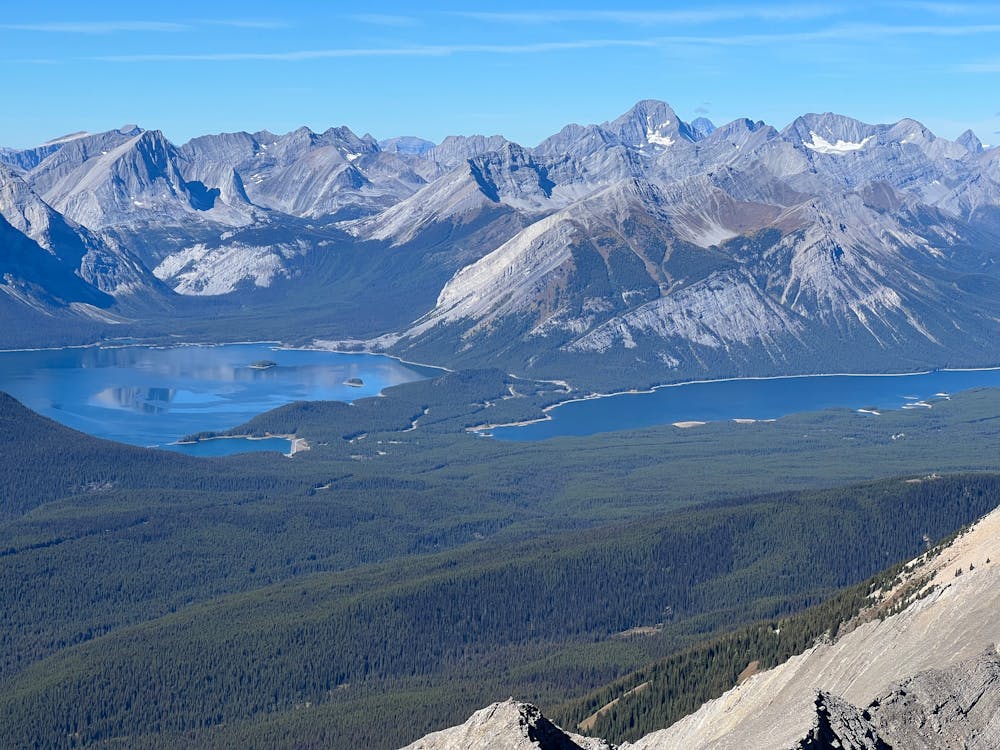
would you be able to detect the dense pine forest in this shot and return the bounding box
[2,374,1000,747]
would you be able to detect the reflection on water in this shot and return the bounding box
[92,386,177,414]
[0,343,437,453]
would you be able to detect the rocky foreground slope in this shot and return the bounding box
[400,503,1000,749]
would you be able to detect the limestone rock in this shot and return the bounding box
[399,699,612,750]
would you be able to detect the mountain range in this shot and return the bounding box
[3,101,1000,387]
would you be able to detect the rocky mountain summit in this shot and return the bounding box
[399,503,1000,749]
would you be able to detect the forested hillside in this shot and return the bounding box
[1,473,996,748]
[2,380,1000,747]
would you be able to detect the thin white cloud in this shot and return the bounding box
[93,39,656,63]
[454,7,839,25]
[861,23,1000,36]
[0,20,188,33]
[3,57,61,65]
[52,21,1000,66]
[0,18,287,34]
[201,19,290,30]
[350,14,419,27]
[887,1,994,15]
[958,60,1000,72]
[653,23,1000,46]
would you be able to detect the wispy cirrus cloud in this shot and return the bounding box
[0,20,188,33]
[453,6,839,25]
[3,57,61,65]
[47,20,1000,66]
[201,19,289,30]
[653,22,1000,46]
[350,14,420,27]
[958,60,1000,73]
[92,38,656,63]
[0,18,287,34]
[887,1,996,15]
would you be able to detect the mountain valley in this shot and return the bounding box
[3,99,1000,750]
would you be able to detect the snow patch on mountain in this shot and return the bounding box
[803,131,874,155]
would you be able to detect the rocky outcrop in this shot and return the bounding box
[795,649,1000,749]
[796,692,888,750]
[866,648,1000,749]
[399,699,612,750]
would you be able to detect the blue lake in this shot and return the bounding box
[0,343,436,455]
[492,369,1000,441]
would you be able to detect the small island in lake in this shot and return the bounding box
[344,377,364,387]
[249,360,278,370]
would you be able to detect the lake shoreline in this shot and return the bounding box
[0,342,426,456]
[171,433,309,457]
[4,338,1000,443]
[482,366,1000,438]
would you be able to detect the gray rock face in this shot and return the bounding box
[690,118,716,140]
[796,692,889,750]
[399,699,611,750]
[25,127,250,230]
[795,649,1000,750]
[381,136,436,156]
[180,125,424,219]
[428,134,513,170]
[0,163,154,300]
[867,648,1000,749]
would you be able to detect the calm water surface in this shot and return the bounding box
[493,369,1000,441]
[0,343,436,455]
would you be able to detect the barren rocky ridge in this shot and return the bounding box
[402,503,1000,749]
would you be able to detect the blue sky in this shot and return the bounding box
[2,1,999,148]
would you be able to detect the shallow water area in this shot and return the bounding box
[492,368,1000,441]
[0,343,436,455]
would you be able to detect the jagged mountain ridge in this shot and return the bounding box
[370,103,1000,384]
[0,162,159,316]
[400,503,1000,749]
[2,101,1000,385]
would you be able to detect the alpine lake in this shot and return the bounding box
[0,343,439,456]
[2,342,1000,454]
[492,367,1000,440]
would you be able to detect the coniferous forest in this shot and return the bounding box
[2,372,1000,747]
